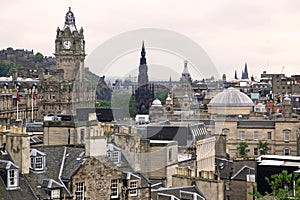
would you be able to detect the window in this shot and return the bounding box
[129,181,138,196]
[284,131,290,141]
[253,131,258,140]
[75,182,84,200]
[30,156,45,171]
[80,129,85,143]
[30,157,34,168]
[240,131,245,140]
[51,189,60,199]
[8,169,18,187]
[168,149,172,162]
[254,148,258,156]
[267,132,272,140]
[284,148,290,156]
[35,157,43,170]
[111,179,118,198]
[111,151,120,163]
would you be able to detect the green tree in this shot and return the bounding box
[95,100,111,108]
[258,141,270,155]
[250,170,300,199]
[154,89,168,105]
[237,142,250,157]
[34,52,44,62]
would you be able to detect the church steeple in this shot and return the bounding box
[140,41,147,65]
[244,62,248,79]
[64,7,77,31]
[234,70,238,79]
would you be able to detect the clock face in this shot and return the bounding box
[63,40,72,49]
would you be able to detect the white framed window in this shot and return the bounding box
[267,132,272,140]
[253,131,258,140]
[111,151,120,163]
[111,179,118,198]
[8,169,18,188]
[75,182,84,200]
[240,131,245,140]
[51,189,60,199]
[284,131,290,141]
[129,181,138,196]
[284,148,290,156]
[35,157,43,170]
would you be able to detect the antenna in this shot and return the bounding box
[281,66,285,74]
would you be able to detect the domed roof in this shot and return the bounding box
[208,87,254,107]
[152,98,162,106]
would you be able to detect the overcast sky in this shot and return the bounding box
[1,0,300,80]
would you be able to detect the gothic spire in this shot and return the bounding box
[244,62,248,79]
[140,41,147,65]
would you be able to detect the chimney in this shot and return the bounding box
[85,130,106,157]
[6,122,30,174]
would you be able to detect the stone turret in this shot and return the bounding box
[282,94,292,118]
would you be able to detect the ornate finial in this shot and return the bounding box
[63,7,77,31]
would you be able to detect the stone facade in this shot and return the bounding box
[217,118,300,158]
[38,7,94,119]
[172,175,224,200]
[43,120,98,146]
[72,156,150,200]
[5,125,30,174]
[71,156,123,200]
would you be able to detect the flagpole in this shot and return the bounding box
[17,99,19,121]
[31,90,34,122]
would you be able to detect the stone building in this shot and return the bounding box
[205,89,300,158]
[38,7,94,120]
[0,78,39,121]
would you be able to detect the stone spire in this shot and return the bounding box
[234,70,238,79]
[140,41,147,65]
[244,62,249,79]
[63,7,77,31]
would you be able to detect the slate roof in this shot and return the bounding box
[0,146,37,200]
[151,185,206,200]
[215,157,256,181]
[25,146,80,199]
[0,176,37,200]
[144,122,208,146]
[107,142,151,188]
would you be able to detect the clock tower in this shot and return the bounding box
[38,7,90,119]
[55,7,85,81]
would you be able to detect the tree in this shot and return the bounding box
[250,170,300,199]
[257,141,270,155]
[95,100,111,108]
[237,142,250,157]
[34,52,44,62]
[154,89,168,105]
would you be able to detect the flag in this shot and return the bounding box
[32,91,36,100]
[16,91,20,102]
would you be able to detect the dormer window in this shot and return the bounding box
[107,144,121,164]
[0,160,20,190]
[41,179,63,200]
[30,149,46,171]
[8,169,18,188]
